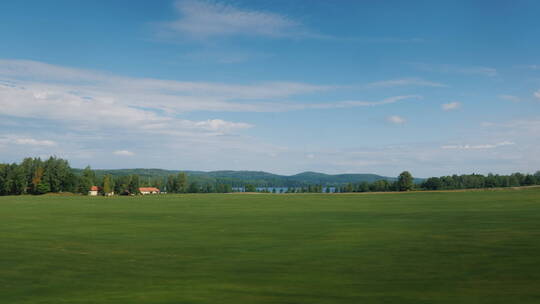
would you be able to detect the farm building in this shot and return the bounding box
[88,186,101,196]
[139,187,160,195]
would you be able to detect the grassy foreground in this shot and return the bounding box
[1,189,540,304]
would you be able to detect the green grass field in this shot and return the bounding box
[1,188,540,304]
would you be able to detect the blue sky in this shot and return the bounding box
[1,0,539,177]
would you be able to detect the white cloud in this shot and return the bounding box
[113,150,135,156]
[412,63,497,77]
[458,67,497,77]
[193,119,252,132]
[441,141,514,150]
[515,64,540,70]
[12,138,56,147]
[356,37,425,43]
[0,59,430,173]
[365,78,447,88]
[0,135,56,147]
[0,59,420,120]
[158,0,307,39]
[287,95,422,111]
[442,101,461,111]
[534,90,540,99]
[499,95,520,102]
[387,115,406,124]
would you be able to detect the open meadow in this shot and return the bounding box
[1,188,540,304]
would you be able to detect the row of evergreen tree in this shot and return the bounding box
[334,172,540,193]
[0,157,78,195]
[1,157,539,196]
[0,157,236,195]
[420,172,540,190]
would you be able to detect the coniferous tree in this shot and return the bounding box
[178,172,188,193]
[128,175,140,194]
[78,166,95,194]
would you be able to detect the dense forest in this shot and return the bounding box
[0,157,539,196]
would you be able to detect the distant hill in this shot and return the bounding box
[287,171,396,184]
[73,168,423,186]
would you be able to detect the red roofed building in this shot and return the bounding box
[139,187,160,195]
[88,186,101,196]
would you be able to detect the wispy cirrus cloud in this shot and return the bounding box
[0,59,423,168]
[441,141,514,150]
[411,63,498,77]
[0,59,420,119]
[156,0,313,40]
[515,64,540,70]
[499,95,521,102]
[0,57,434,172]
[154,0,424,43]
[364,78,447,88]
[0,135,57,147]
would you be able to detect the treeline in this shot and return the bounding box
[164,172,233,194]
[70,169,234,195]
[0,157,235,195]
[420,172,540,190]
[334,171,540,193]
[1,157,539,196]
[282,171,416,193]
[0,157,78,195]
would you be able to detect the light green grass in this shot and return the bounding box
[1,188,540,303]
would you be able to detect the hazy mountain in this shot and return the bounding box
[73,168,421,186]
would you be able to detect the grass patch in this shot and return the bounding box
[1,188,540,303]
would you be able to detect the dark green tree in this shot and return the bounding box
[128,175,140,194]
[397,171,414,191]
[78,166,95,194]
[178,172,188,193]
[166,174,178,193]
[188,182,200,193]
[35,182,50,195]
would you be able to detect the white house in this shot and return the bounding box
[139,187,160,195]
[88,186,100,196]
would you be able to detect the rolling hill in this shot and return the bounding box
[73,168,421,186]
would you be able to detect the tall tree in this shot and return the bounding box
[7,164,27,195]
[166,174,177,193]
[31,167,45,194]
[397,171,414,191]
[103,174,114,195]
[128,175,140,194]
[178,172,188,193]
[78,166,95,194]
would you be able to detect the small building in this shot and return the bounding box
[88,186,101,196]
[139,187,160,195]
